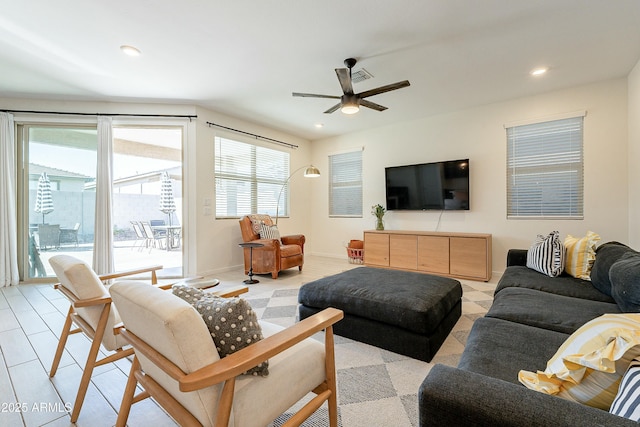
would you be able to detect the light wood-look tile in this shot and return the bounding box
[2,255,451,427]
[0,328,38,367]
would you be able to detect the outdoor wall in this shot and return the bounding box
[308,78,630,275]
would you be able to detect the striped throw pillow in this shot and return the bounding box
[564,231,601,280]
[259,223,281,240]
[519,313,640,410]
[610,358,640,420]
[526,231,565,277]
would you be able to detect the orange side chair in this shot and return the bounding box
[238,214,305,279]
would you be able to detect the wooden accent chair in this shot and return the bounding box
[110,280,343,427]
[238,214,305,279]
[48,255,163,423]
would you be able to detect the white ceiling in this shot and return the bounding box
[1,1,639,141]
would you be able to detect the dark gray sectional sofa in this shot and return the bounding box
[419,242,639,427]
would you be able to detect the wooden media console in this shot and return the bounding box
[363,230,492,281]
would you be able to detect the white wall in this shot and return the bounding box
[628,59,640,248]
[190,107,312,276]
[308,78,629,274]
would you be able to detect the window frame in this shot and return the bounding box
[328,148,363,218]
[214,135,290,219]
[506,113,585,219]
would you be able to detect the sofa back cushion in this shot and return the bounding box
[609,252,640,312]
[590,242,637,296]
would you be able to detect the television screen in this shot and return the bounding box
[385,159,469,211]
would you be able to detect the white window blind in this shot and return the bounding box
[329,150,362,217]
[506,116,584,219]
[215,136,289,218]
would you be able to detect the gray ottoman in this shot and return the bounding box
[298,267,462,362]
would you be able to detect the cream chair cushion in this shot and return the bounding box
[49,254,127,351]
[110,281,327,427]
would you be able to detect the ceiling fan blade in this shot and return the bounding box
[360,99,388,112]
[335,68,354,95]
[324,103,342,114]
[292,92,341,99]
[357,80,411,99]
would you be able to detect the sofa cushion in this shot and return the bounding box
[519,313,640,410]
[458,316,569,385]
[590,242,637,296]
[610,252,640,312]
[526,231,565,277]
[564,231,600,280]
[487,287,620,334]
[610,357,640,421]
[496,265,616,303]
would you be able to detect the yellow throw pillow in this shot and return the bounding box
[519,313,640,410]
[564,231,600,280]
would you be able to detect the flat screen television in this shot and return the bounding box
[385,159,469,211]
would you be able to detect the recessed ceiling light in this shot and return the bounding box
[314,123,324,128]
[530,67,549,76]
[120,45,141,57]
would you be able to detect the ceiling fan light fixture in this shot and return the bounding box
[341,103,360,114]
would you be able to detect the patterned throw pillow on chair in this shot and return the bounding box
[172,285,268,376]
[526,231,566,277]
[259,222,281,240]
[171,284,204,303]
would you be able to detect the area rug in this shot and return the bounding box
[243,283,494,427]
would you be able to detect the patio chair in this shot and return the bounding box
[140,220,165,251]
[130,221,147,251]
[59,222,80,247]
[37,223,61,250]
[110,280,343,427]
[48,255,163,423]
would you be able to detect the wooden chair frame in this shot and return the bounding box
[50,264,163,423]
[116,307,344,427]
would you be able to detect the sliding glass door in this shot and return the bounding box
[112,126,183,276]
[19,125,98,280]
[18,123,184,282]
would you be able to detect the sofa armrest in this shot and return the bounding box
[419,364,635,427]
[506,249,528,267]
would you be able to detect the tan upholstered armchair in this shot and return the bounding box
[238,214,305,279]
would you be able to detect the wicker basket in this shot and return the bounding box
[346,240,364,264]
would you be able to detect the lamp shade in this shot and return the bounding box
[303,165,321,177]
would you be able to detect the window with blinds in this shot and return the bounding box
[506,115,584,219]
[215,136,289,218]
[329,150,362,217]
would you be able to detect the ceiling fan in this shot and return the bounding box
[292,58,410,114]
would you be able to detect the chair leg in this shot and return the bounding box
[116,356,140,427]
[325,326,339,427]
[70,305,111,423]
[50,306,74,377]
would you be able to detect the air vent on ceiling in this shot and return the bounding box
[351,68,373,84]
